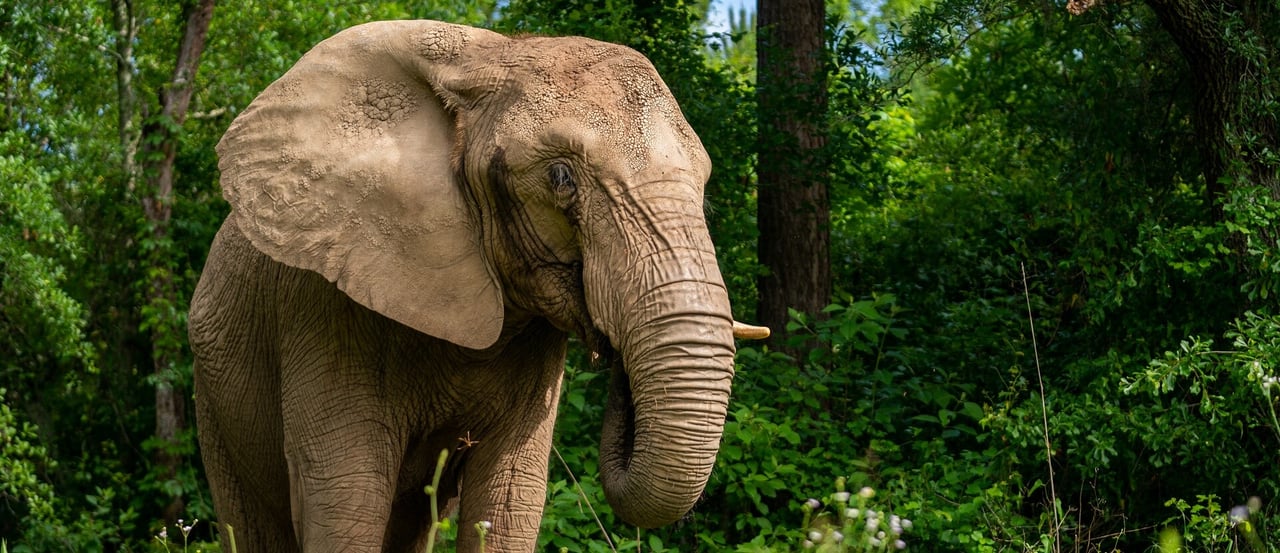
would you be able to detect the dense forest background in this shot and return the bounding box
[2,0,1278,551]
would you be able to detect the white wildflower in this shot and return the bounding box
[1230,505,1250,525]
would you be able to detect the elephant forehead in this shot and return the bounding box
[497,43,705,175]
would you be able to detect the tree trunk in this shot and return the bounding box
[133,0,217,525]
[1143,0,1278,203]
[756,0,830,346]
[113,0,139,191]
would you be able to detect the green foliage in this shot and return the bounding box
[1162,495,1275,552]
[11,481,144,552]
[0,133,94,380]
[1117,311,1280,495]
[0,392,55,532]
[1222,185,1280,302]
[827,0,1280,550]
[704,3,756,77]
[541,352,630,552]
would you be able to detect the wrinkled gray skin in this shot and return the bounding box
[189,20,740,553]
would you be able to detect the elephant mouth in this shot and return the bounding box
[586,327,636,473]
[584,324,613,364]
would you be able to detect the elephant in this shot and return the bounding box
[188,19,768,553]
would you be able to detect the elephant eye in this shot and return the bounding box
[549,162,576,200]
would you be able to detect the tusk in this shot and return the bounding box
[732,321,771,340]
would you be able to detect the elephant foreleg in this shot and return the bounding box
[453,400,560,552]
[284,423,401,553]
[280,356,403,552]
[195,375,297,553]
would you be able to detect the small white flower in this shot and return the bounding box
[868,536,882,547]
[858,486,875,499]
[864,509,876,518]
[802,539,815,549]
[831,531,844,543]
[159,528,168,540]
[479,520,492,530]
[901,518,913,530]
[895,538,907,549]
[877,530,886,539]
[833,491,851,502]
[845,508,860,519]
[808,530,823,542]
[1230,505,1250,525]
[866,517,879,531]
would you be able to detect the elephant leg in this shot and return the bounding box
[192,219,299,552]
[453,396,561,552]
[279,354,402,552]
[194,360,296,550]
[283,418,400,553]
[199,419,298,552]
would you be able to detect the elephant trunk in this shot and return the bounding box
[597,261,736,529]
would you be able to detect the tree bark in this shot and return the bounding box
[113,0,139,191]
[756,0,830,345]
[1145,0,1277,202]
[133,0,217,525]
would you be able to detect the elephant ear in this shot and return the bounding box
[217,21,504,350]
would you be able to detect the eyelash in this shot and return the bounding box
[550,162,576,197]
[550,163,576,202]
[548,162,580,222]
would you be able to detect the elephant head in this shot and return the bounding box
[215,20,765,529]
